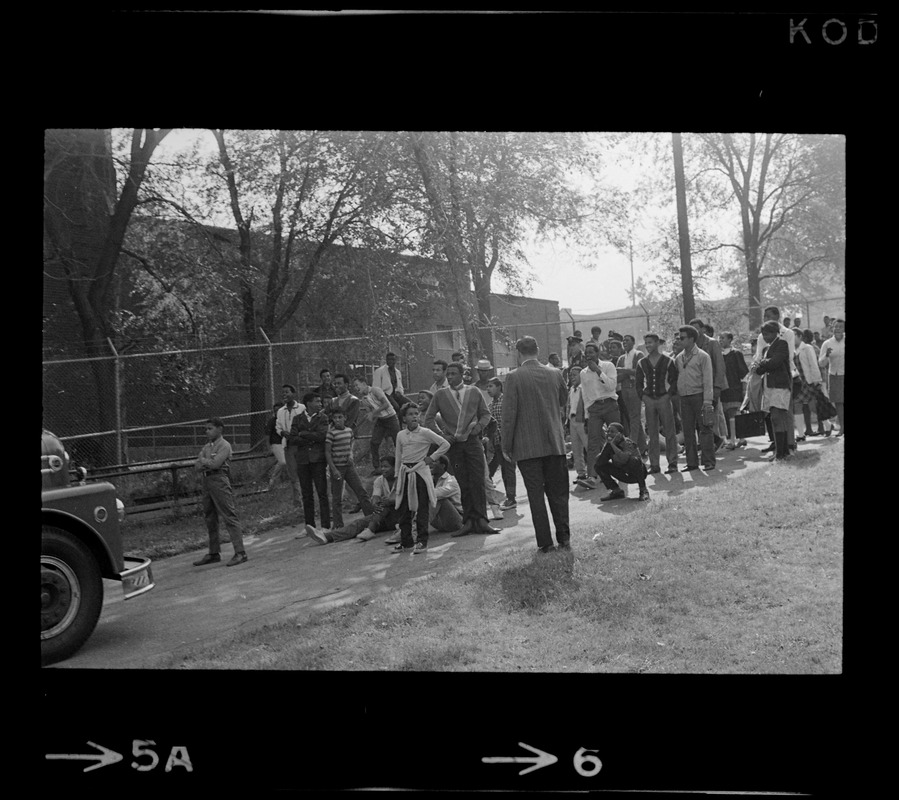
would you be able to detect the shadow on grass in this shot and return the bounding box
[495,549,579,613]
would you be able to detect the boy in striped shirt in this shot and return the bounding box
[325,409,373,530]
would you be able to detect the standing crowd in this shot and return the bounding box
[191,309,845,565]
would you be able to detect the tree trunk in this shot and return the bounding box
[409,132,484,361]
[671,133,696,323]
[473,275,495,366]
[240,271,267,445]
[44,130,119,466]
[746,253,762,330]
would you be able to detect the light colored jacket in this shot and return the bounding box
[372,363,405,397]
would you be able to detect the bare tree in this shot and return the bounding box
[694,133,845,329]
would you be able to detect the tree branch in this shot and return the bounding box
[121,247,198,333]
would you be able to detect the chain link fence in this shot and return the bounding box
[42,293,844,476]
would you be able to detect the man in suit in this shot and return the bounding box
[501,336,571,554]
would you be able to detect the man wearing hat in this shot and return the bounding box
[567,333,585,370]
[474,358,494,405]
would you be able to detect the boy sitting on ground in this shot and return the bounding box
[306,455,401,544]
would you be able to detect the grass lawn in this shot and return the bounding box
[122,483,316,560]
[160,445,843,674]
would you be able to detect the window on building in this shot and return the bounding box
[434,325,457,352]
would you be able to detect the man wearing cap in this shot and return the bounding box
[502,335,571,554]
[567,333,585,370]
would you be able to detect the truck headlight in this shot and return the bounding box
[116,498,126,523]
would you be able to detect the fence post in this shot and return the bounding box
[259,327,275,407]
[107,338,123,464]
[170,465,180,517]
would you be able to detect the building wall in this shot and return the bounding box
[404,293,561,392]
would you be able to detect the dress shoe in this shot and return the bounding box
[702,462,715,471]
[537,544,555,554]
[600,489,626,501]
[451,521,475,538]
[556,542,571,551]
[226,552,248,567]
[476,521,502,535]
[761,442,776,453]
[193,553,221,566]
[647,465,661,474]
[664,463,679,474]
[681,465,700,472]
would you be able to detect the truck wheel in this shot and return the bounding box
[41,526,103,666]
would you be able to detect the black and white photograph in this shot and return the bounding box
[39,8,870,793]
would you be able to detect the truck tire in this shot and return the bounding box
[41,525,104,666]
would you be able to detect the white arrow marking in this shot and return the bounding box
[45,741,123,772]
[482,741,558,775]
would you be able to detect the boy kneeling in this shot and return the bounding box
[594,422,650,502]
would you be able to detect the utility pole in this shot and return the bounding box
[629,234,636,307]
[671,132,696,323]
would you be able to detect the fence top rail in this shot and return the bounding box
[57,409,271,441]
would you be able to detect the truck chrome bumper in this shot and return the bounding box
[119,556,155,599]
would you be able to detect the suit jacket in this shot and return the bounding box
[754,338,791,390]
[288,411,330,464]
[501,359,567,462]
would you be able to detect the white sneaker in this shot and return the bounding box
[306,525,329,545]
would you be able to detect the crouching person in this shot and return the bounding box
[429,454,464,533]
[307,456,402,544]
[594,422,650,502]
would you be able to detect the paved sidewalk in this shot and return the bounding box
[51,434,840,669]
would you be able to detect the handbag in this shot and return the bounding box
[812,387,837,421]
[734,410,767,439]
